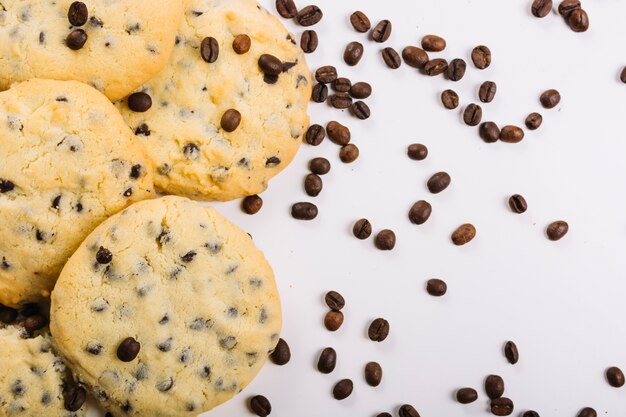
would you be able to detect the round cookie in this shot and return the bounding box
[0,79,155,308]
[50,196,282,416]
[0,326,88,417]
[0,0,184,101]
[117,0,311,201]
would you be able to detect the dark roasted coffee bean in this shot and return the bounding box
[339,144,359,163]
[0,306,18,324]
[479,81,497,103]
[326,121,350,145]
[441,89,459,109]
[276,0,298,18]
[333,78,352,93]
[546,220,568,241]
[427,172,451,193]
[349,82,372,99]
[402,46,429,69]
[317,347,337,373]
[353,218,372,240]
[301,30,318,53]
[270,338,291,365]
[324,310,344,331]
[96,247,113,264]
[500,125,525,143]
[297,5,323,26]
[249,395,272,417]
[374,230,395,251]
[621,67,626,83]
[371,20,392,43]
[315,66,337,84]
[421,35,446,52]
[311,83,328,102]
[350,11,371,32]
[377,414,392,417]
[508,194,528,213]
[606,366,625,387]
[471,45,491,69]
[68,2,88,26]
[66,29,88,50]
[220,109,241,132]
[577,408,597,417]
[525,112,543,130]
[456,387,478,404]
[127,92,152,112]
[491,398,514,416]
[201,37,219,63]
[559,0,581,16]
[365,362,382,387]
[532,0,553,17]
[232,34,251,54]
[399,404,420,417]
[291,202,318,220]
[523,411,540,417]
[409,200,432,225]
[242,195,263,215]
[258,54,282,76]
[309,157,330,175]
[64,384,87,412]
[343,41,364,67]
[382,47,401,69]
[408,144,428,160]
[463,104,482,126]
[479,122,500,143]
[567,8,589,32]
[452,224,476,246]
[333,379,353,400]
[426,279,447,296]
[485,375,505,399]
[424,58,448,76]
[330,93,352,109]
[540,89,561,108]
[117,337,140,362]
[504,341,519,364]
[351,101,370,120]
[304,173,323,196]
[305,124,326,146]
[24,314,48,333]
[446,58,467,81]
[325,291,345,311]
[368,318,390,341]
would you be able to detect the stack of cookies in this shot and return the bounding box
[0,0,310,416]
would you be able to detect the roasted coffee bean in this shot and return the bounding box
[24,314,48,333]
[291,202,318,220]
[577,408,597,417]
[316,66,337,84]
[456,387,478,404]
[0,306,18,324]
[409,200,432,225]
[621,67,626,83]
[382,47,402,69]
[540,89,561,108]
[525,112,543,130]
[532,0,553,17]
[426,279,447,296]
[546,220,569,241]
[270,338,291,365]
[371,20,392,43]
[276,0,298,18]
[325,291,345,311]
[427,172,451,193]
[242,195,263,215]
[333,379,353,400]
[479,81,497,103]
[344,41,364,66]
[402,46,429,69]
[377,414,392,417]
[421,35,446,52]
[117,337,140,362]
[504,341,519,364]
[201,37,219,63]
[441,89,459,109]
[452,224,476,246]
[309,157,331,175]
[21,304,40,317]
[232,34,251,54]
[305,124,326,146]
[351,101,371,120]
[398,404,420,417]
[500,125,525,143]
[333,78,352,92]
[353,218,372,240]
[508,194,528,214]
[304,173,323,196]
[559,0,581,16]
[68,1,88,26]
[424,58,448,76]
[471,45,492,69]
[365,362,383,387]
[567,8,589,32]
[463,104,483,126]
[64,384,87,412]
[485,375,505,399]
[330,93,352,109]
[220,109,241,132]
[326,121,351,145]
[66,29,88,50]
[368,318,390,341]
[324,311,344,331]
[317,347,337,373]
[479,122,500,143]
[375,230,396,251]
[249,395,272,417]
[300,30,318,53]
[349,82,372,99]
[606,367,625,387]
[127,92,152,113]
[446,58,467,81]
[312,83,328,102]
[408,144,428,160]
[491,398,514,416]
[350,10,371,32]
[296,5,323,26]
[258,54,282,76]
[523,411,540,417]
[339,144,359,163]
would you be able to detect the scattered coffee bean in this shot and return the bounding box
[540,89,561,108]
[317,347,337,374]
[441,89,459,109]
[309,157,331,175]
[463,103,483,126]
[351,101,371,120]
[312,83,328,102]
[201,37,219,63]
[426,279,447,297]
[64,384,87,412]
[525,112,543,130]
[350,11,371,33]
[333,78,352,93]
[559,0,581,16]
[452,224,476,246]
[259,54,282,76]
[402,46,429,69]
[398,404,420,417]
[382,47,402,69]
[276,0,298,18]
[508,194,528,214]
[249,395,272,417]
[377,413,392,417]
[66,29,88,50]
[233,34,251,54]
[491,397,514,416]
[446,58,467,81]
[606,367,625,387]
[304,173,323,197]
[220,109,241,132]
[504,341,519,364]
[421,35,446,52]
[296,5,323,26]
[291,202,318,220]
[24,314,48,334]
[371,20,392,43]
[479,122,500,143]
[456,387,478,404]
[471,45,492,69]
[117,337,140,362]
[68,1,88,26]
[479,81,497,103]
[567,8,589,32]
[316,66,338,84]
[427,172,451,194]
[408,144,428,160]
[424,58,448,76]
[349,82,372,99]
[500,125,525,143]
[546,220,569,241]
[485,375,505,399]
[330,93,353,109]
[523,411,540,417]
[368,318,390,341]
[242,195,263,215]
[365,362,383,387]
[340,144,359,163]
[353,218,373,240]
[326,121,351,145]
[301,30,318,53]
[270,338,291,365]
[532,0,553,17]
[324,311,344,331]
[333,379,353,400]
[305,124,326,146]
[620,66,626,83]
[374,230,396,251]
[0,306,18,324]
[343,41,364,66]
[577,408,597,417]
[325,291,345,311]
[409,200,432,225]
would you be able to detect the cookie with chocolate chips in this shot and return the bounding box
[50,196,282,416]
[0,79,155,307]
[117,0,311,201]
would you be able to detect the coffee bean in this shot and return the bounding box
[68,2,88,26]
[371,20,392,43]
[606,366,625,387]
[304,173,323,196]
[375,230,396,251]
[343,41,364,66]
[21,304,40,317]
[349,82,372,99]
[523,411,540,417]
[0,306,18,324]
[330,93,352,109]
[365,362,383,387]
[316,66,337,84]
[24,314,48,334]
[297,5,322,26]
[479,81,497,103]
[621,67,626,83]
[324,311,344,331]
[350,11,371,32]
[312,83,328,102]
[242,195,263,215]
[441,89,459,109]
[353,218,372,240]
[377,414,392,417]
[408,144,428,160]
[567,8,589,32]
[276,0,298,18]
[546,220,568,241]
[463,104,483,126]
[368,318,390,341]
[525,112,543,130]
[333,379,353,400]
[532,0,553,17]
[333,78,352,93]
[291,202,318,220]
[456,387,478,404]
[220,109,241,132]
[317,347,337,374]
[351,101,371,120]
[421,35,446,52]
[325,291,345,311]
[309,157,331,175]
[504,341,519,364]
[452,224,476,246]
[299,30,317,53]
[558,0,581,16]
[232,34,251,54]
[409,200,432,225]
[424,58,448,76]
[427,172,451,193]
[96,247,113,264]
[479,122,500,143]
[446,58,467,81]
[402,46,429,69]
[398,404,420,417]
[305,124,326,146]
[201,37,219,63]
[326,121,351,145]
[63,382,86,412]
[540,89,561,108]
[471,45,492,69]
[339,144,359,163]
[500,125,525,143]
[578,408,597,417]
[66,29,88,50]
[426,279,447,296]
[249,395,272,417]
[382,47,402,69]
[508,194,528,214]
[270,338,291,365]
[258,54,282,76]
[491,398,514,416]
[116,337,140,362]
[485,375,505,399]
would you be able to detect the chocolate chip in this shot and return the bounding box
[382,47,402,69]
[508,194,528,214]
[427,172,451,194]
[349,82,372,99]
[304,173,323,197]
[325,291,345,311]
[305,124,326,146]
[408,144,428,160]
[375,230,396,251]
[11,380,25,396]
[242,195,263,215]
[339,144,359,163]
[64,384,86,412]
[266,156,281,167]
[68,1,88,26]
[351,101,371,119]
[451,224,476,246]
[504,341,519,364]
[317,347,337,373]
[426,279,447,296]
[24,314,48,334]
[409,200,432,225]
[479,122,500,143]
[399,404,420,417]
[546,220,569,241]
[365,362,382,387]
[232,34,251,54]
[117,337,140,362]
[96,247,113,264]
[181,251,197,263]
[499,125,525,143]
[0,179,15,193]
[221,109,241,132]
[371,19,392,43]
[282,61,297,72]
[368,318,390,342]
[333,379,353,400]
[270,338,291,365]
[491,397,514,416]
[264,74,279,85]
[158,338,173,352]
[66,29,88,50]
[52,195,61,210]
[326,121,350,145]
[456,387,478,404]
[353,218,372,240]
[127,92,152,112]
[311,83,328,102]
[441,89,459,110]
[309,157,331,175]
[324,311,344,331]
[525,112,543,130]
[156,377,174,392]
[350,11,371,32]
[485,374,505,399]
[301,30,318,53]
[296,5,323,26]
[471,45,492,69]
[275,0,298,18]
[123,188,133,197]
[249,395,272,417]
[201,37,219,63]
[135,123,150,136]
[86,342,103,355]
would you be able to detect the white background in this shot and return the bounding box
[100,0,626,416]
